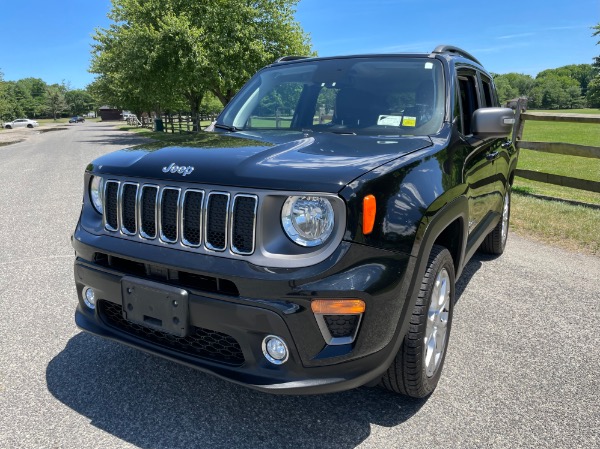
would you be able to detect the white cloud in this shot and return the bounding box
[497,32,535,40]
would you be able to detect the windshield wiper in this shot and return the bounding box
[214,123,238,132]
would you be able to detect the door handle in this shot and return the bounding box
[486,151,499,161]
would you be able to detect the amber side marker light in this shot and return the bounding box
[311,299,366,314]
[363,194,376,235]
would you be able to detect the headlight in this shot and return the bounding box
[89,175,103,214]
[281,196,335,247]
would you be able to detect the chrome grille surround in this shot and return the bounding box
[103,181,258,256]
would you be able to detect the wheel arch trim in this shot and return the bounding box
[369,195,469,385]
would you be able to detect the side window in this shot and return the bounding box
[480,75,495,107]
[457,72,480,135]
[248,82,303,129]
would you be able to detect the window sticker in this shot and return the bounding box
[424,62,434,69]
[402,116,417,127]
[377,115,402,126]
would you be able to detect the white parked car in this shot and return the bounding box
[4,118,39,129]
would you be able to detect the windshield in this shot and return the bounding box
[219,57,445,136]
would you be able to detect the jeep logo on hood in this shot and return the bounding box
[162,163,194,176]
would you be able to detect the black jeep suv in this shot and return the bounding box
[72,45,518,398]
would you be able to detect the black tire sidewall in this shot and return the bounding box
[413,246,456,395]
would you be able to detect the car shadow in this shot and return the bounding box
[454,252,490,305]
[47,333,427,448]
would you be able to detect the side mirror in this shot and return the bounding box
[472,107,515,139]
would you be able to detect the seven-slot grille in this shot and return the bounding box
[102,180,257,255]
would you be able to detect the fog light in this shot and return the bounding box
[83,287,96,309]
[262,335,289,365]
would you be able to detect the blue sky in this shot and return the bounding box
[0,0,597,89]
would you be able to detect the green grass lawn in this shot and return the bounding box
[512,108,600,253]
[247,117,293,128]
[511,193,600,255]
[515,108,600,206]
[531,108,600,115]
[517,150,599,182]
[521,120,600,147]
[36,118,70,125]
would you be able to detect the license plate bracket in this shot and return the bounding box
[121,276,189,337]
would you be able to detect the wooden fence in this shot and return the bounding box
[127,113,219,132]
[511,100,600,194]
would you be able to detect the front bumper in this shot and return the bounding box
[72,224,417,394]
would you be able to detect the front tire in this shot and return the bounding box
[5,125,11,129]
[381,245,455,398]
[27,124,33,128]
[480,188,511,255]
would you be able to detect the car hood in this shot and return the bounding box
[89,131,433,192]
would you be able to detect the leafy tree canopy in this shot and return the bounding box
[586,23,600,107]
[89,0,313,121]
[46,84,68,120]
[493,63,593,109]
[65,89,97,116]
[0,73,97,121]
[537,64,596,95]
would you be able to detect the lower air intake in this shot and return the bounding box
[99,301,245,366]
[324,315,359,339]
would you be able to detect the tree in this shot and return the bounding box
[198,0,314,106]
[90,0,313,126]
[46,85,68,120]
[529,75,584,109]
[0,79,23,121]
[536,64,595,96]
[199,92,224,116]
[65,89,96,116]
[586,23,600,107]
[587,76,600,107]
[16,78,48,118]
[0,70,7,120]
[592,23,600,69]
[491,73,534,104]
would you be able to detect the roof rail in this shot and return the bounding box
[431,45,482,65]
[273,55,310,64]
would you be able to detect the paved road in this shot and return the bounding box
[1,122,599,448]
